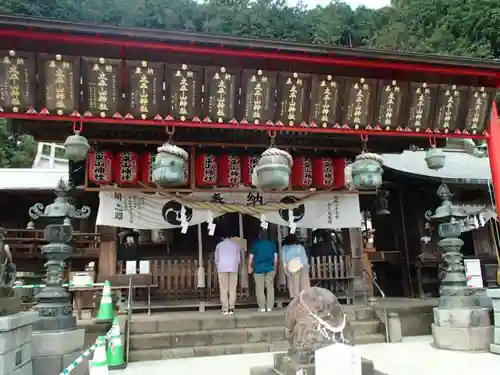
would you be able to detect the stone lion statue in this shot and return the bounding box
[284,287,346,363]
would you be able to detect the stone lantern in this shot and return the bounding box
[425,183,492,351]
[152,142,189,186]
[252,147,293,190]
[27,179,91,331]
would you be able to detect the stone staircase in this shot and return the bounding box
[128,306,386,362]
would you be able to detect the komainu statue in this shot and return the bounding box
[0,228,20,315]
[284,287,346,364]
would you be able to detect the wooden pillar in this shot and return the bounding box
[343,228,370,298]
[97,226,117,279]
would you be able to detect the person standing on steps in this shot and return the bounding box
[215,234,241,315]
[281,233,310,299]
[248,230,277,312]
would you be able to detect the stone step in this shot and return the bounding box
[130,326,287,350]
[129,331,385,362]
[130,312,285,334]
[130,320,384,351]
[350,320,383,337]
[129,340,290,362]
[353,333,386,345]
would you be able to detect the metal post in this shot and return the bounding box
[27,179,91,331]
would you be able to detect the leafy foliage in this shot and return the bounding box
[0,0,497,167]
[0,120,36,168]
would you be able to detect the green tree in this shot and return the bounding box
[0,120,37,168]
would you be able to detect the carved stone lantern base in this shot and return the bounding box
[432,307,492,351]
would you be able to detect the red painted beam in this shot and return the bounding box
[0,28,498,79]
[488,103,500,207]
[0,112,488,140]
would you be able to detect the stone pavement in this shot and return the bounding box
[114,335,500,375]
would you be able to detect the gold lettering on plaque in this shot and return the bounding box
[282,72,303,126]
[212,67,232,123]
[246,69,269,124]
[45,54,74,115]
[7,52,20,110]
[437,85,460,131]
[314,75,337,128]
[0,50,31,112]
[346,78,370,128]
[410,83,431,131]
[95,58,108,117]
[131,61,157,120]
[378,80,400,130]
[466,87,488,134]
[172,64,199,121]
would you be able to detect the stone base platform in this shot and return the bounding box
[249,352,386,375]
[31,329,86,375]
[432,307,493,352]
[0,311,38,375]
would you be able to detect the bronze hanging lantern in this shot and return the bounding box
[425,137,446,170]
[425,148,446,170]
[351,153,384,190]
[351,136,384,190]
[252,132,292,190]
[152,127,189,186]
[375,190,390,215]
[64,120,89,162]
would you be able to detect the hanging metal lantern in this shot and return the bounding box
[375,190,390,215]
[64,132,89,162]
[351,153,384,190]
[152,143,189,186]
[425,147,446,170]
[252,147,293,190]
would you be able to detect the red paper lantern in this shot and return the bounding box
[291,156,313,188]
[195,154,218,186]
[88,151,114,185]
[115,151,139,185]
[312,157,335,189]
[140,152,156,185]
[333,158,347,188]
[241,155,259,186]
[218,154,241,187]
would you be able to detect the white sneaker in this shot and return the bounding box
[258,308,266,312]
[267,308,272,312]
[222,309,229,315]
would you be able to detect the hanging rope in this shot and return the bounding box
[157,191,318,215]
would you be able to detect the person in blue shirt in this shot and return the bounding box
[248,230,277,312]
[281,233,310,299]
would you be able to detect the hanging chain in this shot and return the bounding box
[429,136,437,148]
[72,118,83,134]
[360,134,368,153]
[166,126,175,143]
[268,130,277,148]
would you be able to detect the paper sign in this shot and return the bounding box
[464,259,483,288]
[139,260,150,274]
[125,261,137,275]
[315,343,361,375]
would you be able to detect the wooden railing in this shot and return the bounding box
[4,229,100,259]
[120,255,355,301]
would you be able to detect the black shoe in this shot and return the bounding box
[228,308,235,315]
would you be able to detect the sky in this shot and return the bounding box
[287,0,391,9]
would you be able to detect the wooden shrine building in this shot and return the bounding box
[0,15,499,305]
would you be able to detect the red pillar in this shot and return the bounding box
[488,102,500,204]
